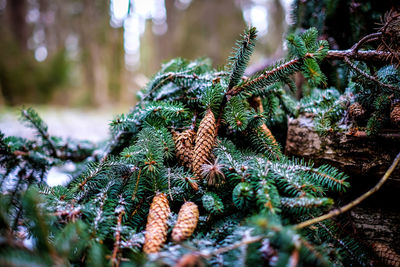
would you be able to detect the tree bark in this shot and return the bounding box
[285,115,400,187]
[285,114,400,260]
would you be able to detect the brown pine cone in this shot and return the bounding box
[172,202,199,242]
[173,129,196,169]
[143,193,170,254]
[390,102,400,126]
[192,109,217,179]
[349,102,366,121]
[372,242,400,267]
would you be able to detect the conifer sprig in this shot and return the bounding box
[20,108,57,157]
[228,27,257,90]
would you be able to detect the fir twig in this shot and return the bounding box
[228,57,303,98]
[344,57,400,92]
[111,201,125,267]
[228,27,257,90]
[21,108,58,157]
[131,168,142,201]
[295,151,400,229]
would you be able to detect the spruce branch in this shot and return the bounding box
[325,50,400,62]
[350,32,382,52]
[344,57,400,92]
[21,108,58,158]
[111,199,125,267]
[295,151,400,229]
[248,30,398,77]
[228,57,304,98]
[131,169,142,201]
[248,96,281,159]
[200,234,264,259]
[228,27,257,90]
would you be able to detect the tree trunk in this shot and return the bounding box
[7,0,28,50]
[285,114,400,261]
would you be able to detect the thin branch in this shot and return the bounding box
[228,57,303,98]
[326,50,398,62]
[167,168,173,201]
[111,206,125,267]
[344,57,400,92]
[350,32,382,52]
[216,56,305,132]
[295,151,400,229]
[21,109,58,157]
[131,168,142,201]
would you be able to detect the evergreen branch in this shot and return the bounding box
[21,108,58,157]
[228,27,257,89]
[344,57,400,92]
[111,198,125,267]
[53,206,81,222]
[92,185,109,233]
[350,32,382,52]
[305,166,349,191]
[316,222,361,264]
[295,151,400,229]
[217,56,305,132]
[299,238,331,267]
[228,57,303,98]
[247,96,281,159]
[131,168,142,201]
[326,49,400,62]
[200,234,264,258]
[281,197,333,214]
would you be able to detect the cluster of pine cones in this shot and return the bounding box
[349,100,400,126]
[143,193,199,254]
[143,109,217,254]
[172,108,217,181]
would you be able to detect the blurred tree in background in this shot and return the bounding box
[0,0,288,107]
[0,0,125,106]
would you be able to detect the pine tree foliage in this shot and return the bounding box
[0,25,373,266]
[228,27,257,90]
[298,63,400,136]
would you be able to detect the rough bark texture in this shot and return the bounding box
[285,115,400,187]
[285,114,400,262]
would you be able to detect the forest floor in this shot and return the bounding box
[0,106,125,186]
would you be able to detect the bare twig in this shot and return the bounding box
[326,50,399,62]
[295,151,400,229]
[350,32,382,52]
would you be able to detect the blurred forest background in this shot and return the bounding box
[0,0,292,107]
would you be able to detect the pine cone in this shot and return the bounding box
[372,242,400,267]
[171,202,199,242]
[143,193,170,254]
[192,109,217,179]
[173,129,196,169]
[390,102,400,126]
[349,102,366,121]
